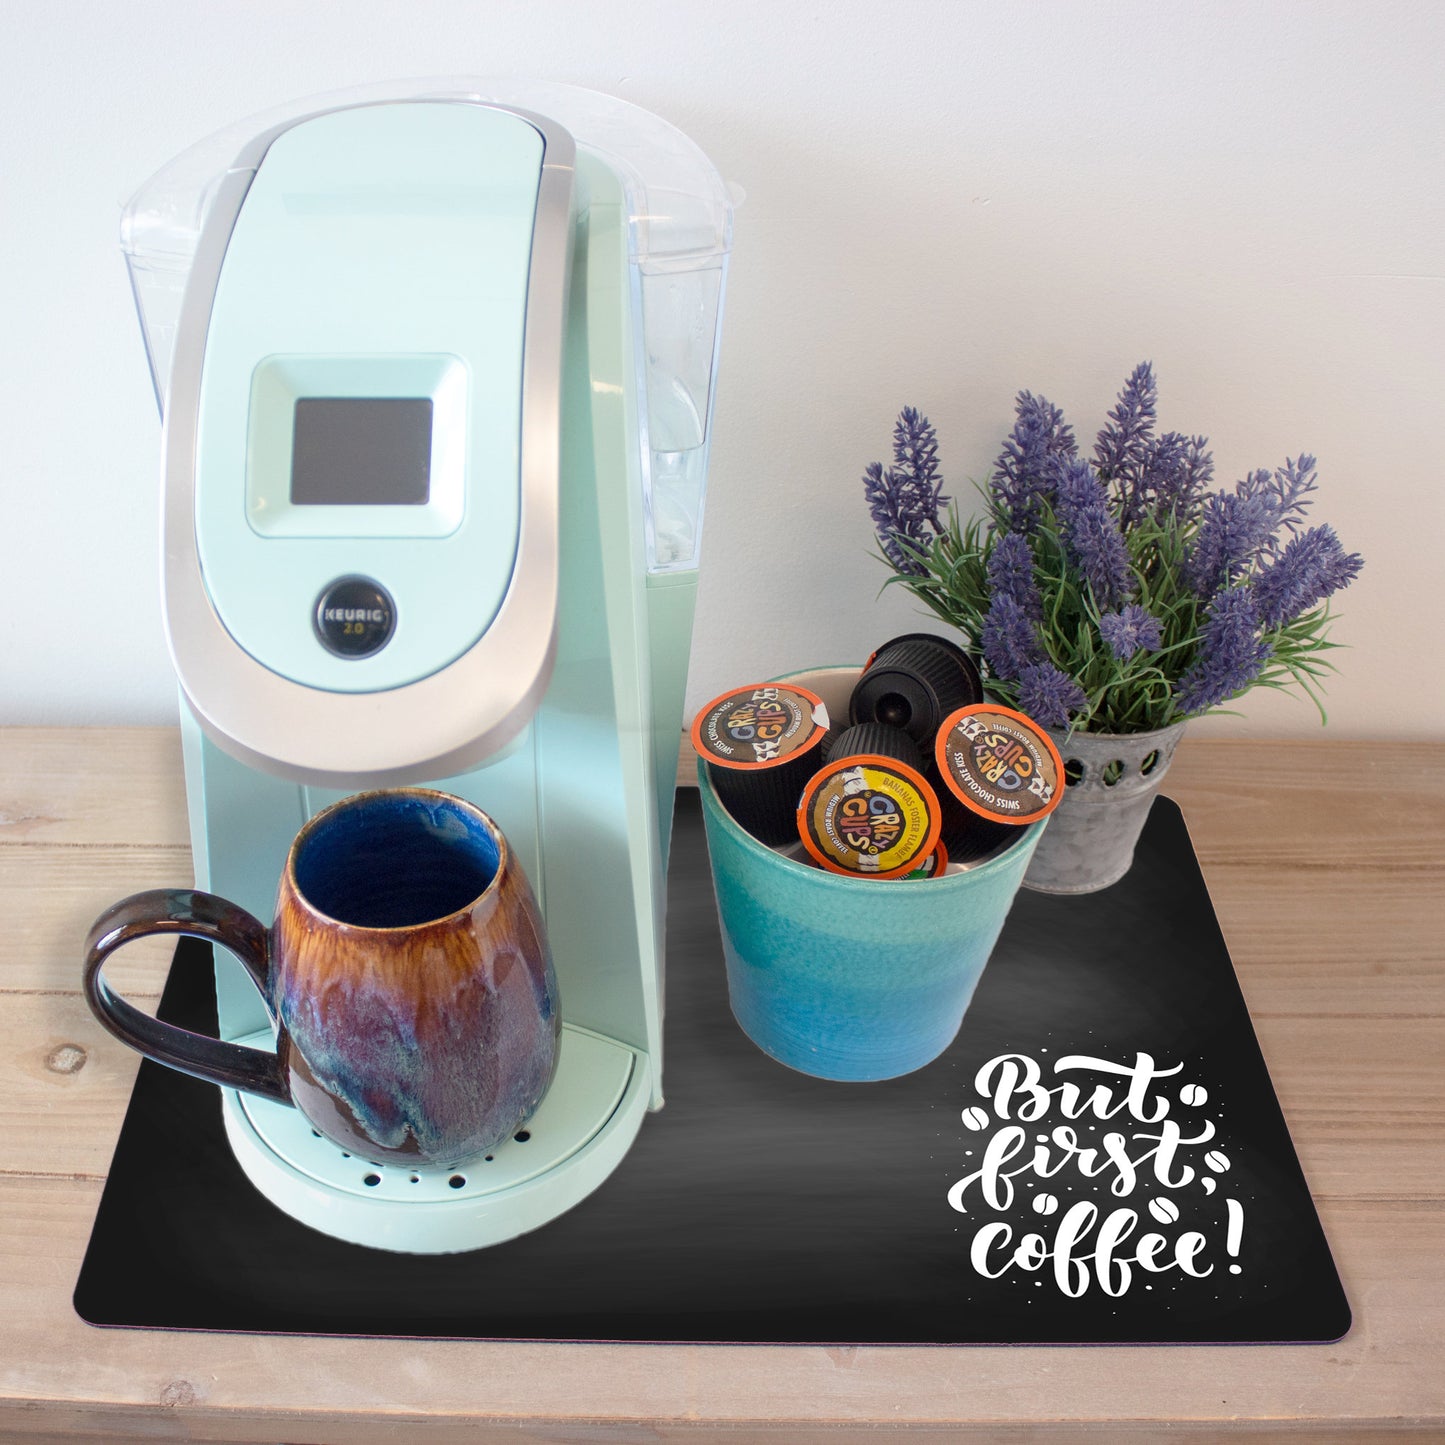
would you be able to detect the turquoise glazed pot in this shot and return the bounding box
[698,763,1043,1081]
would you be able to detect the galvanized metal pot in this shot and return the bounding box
[1022,721,1188,894]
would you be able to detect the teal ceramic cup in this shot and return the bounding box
[697,666,1045,1082]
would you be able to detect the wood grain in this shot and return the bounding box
[1,989,1437,1200]
[0,1178,1439,1437]
[1,846,189,999]
[0,727,1441,1438]
[0,729,187,850]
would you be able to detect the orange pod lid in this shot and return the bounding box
[691,683,831,771]
[796,754,942,879]
[933,703,1065,825]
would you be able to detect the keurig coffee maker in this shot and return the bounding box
[122,79,731,1250]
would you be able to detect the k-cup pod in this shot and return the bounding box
[933,703,1065,828]
[698,758,1046,1082]
[849,633,984,749]
[692,683,831,846]
[822,724,952,877]
[938,796,1022,869]
[826,714,1016,870]
[932,751,1028,868]
[904,838,950,879]
[796,754,942,879]
[822,721,923,772]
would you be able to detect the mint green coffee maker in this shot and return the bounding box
[122,81,731,1251]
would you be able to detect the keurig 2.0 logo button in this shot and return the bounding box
[314,576,395,658]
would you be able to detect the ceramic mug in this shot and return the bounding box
[83,788,559,1164]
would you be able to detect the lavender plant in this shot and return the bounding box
[861,363,1363,733]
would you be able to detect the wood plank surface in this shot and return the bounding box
[0,727,1441,1439]
[0,729,188,849]
[1,990,1438,1199]
[0,1177,1439,1436]
[2,846,189,999]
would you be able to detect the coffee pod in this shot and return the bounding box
[692,683,831,846]
[822,721,923,772]
[937,798,1021,869]
[904,838,950,879]
[933,703,1065,828]
[820,724,950,878]
[849,633,984,749]
[827,715,1017,869]
[828,718,1006,871]
[796,754,942,880]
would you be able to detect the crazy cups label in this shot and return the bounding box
[797,757,940,878]
[935,704,1064,824]
[692,684,829,770]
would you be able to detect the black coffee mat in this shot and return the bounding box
[74,794,1349,1344]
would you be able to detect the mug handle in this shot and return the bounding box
[83,888,290,1104]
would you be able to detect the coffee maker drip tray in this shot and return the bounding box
[222,1024,646,1254]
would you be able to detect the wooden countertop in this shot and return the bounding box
[1,729,1441,1442]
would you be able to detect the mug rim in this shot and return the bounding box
[285,786,509,933]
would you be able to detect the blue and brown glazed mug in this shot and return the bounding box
[82,788,559,1164]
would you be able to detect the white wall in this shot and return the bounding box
[2,0,1440,737]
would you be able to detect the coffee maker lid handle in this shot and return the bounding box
[161,101,573,789]
[123,78,732,411]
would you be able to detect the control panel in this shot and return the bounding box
[191,103,548,693]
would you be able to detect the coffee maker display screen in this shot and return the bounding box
[290,398,433,505]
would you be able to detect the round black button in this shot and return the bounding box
[314,576,396,658]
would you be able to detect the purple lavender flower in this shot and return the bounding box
[981,593,1044,681]
[864,461,927,574]
[1184,470,1279,599]
[1092,363,1217,526]
[1174,586,1272,716]
[1099,603,1164,660]
[1186,455,1324,600]
[1170,434,1215,516]
[1094,361,1157,485]
[863,408,949,575]
[1117,427,1188,525]
[1051,456,1133,609]
[987,532,1043,620]
[991,391,1077,528]
[1016,662,1088,729]
[1252,524,1364,628]
[1125,430,1215,525]
[894,406,948,517]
